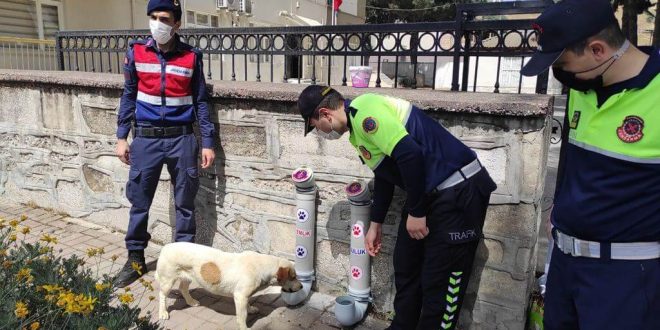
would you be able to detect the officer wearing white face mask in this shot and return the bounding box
[298,86,497,330]
[114,0,216,288]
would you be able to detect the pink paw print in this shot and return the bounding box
[352,225,362,237]
[351,266,362,280]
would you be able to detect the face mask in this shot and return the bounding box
[149,19,174,45]
[552,40,630,92]
[315,118,344,140]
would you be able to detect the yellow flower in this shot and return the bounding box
[118,293,134,305]
[95,282,110,292]
[139,278,155,291]
[21,226,30,235]
[9,234,17,242]
[30,322,40,330]
[56,292,75,311]
[16,268,33,283]
[131,261,143,275]
[40,234,58,244]
[3,260,12,269]
[38,246,53,254]
[72,294,97,315]
[9,219,19,228]
[86,248,98,257]
[42,284,64,293]
[20,215,27,222]
[111,255,118,262]
[0,249,6,257]
[124,287,131,293]
[14,301,28,319]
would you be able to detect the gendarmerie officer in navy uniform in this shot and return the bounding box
[114,0,215,287]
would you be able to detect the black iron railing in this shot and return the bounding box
[55,1,555,93]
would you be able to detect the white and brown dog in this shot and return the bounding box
[155,242,302,330]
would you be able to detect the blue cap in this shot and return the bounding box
[298,85,341,136]
[147,0,182,20]
[521,0,618,77]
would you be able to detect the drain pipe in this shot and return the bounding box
[282,166,316,305]
[335,180,372,327]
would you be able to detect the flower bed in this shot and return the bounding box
[0,216,161,330]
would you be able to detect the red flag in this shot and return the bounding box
[333,0,342,11]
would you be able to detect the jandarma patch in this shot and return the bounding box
[359,146,371,160]
[362,117,378,134]
[617,115,644,143]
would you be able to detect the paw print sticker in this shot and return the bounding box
[296,209,309,223]
[296,245,308,259]
[352,222,364,238]
[351,266,362,280]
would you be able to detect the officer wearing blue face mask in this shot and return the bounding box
[114,0,215,287]
[522,1,660,329]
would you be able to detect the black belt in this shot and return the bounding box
[133,125,193,138]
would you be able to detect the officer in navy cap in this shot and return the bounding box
[114,0,216,287]
[523,1,660,329]
[298,85,497,330]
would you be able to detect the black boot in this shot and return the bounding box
[115,250,147,288]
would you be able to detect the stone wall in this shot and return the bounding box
[0,70,553,329]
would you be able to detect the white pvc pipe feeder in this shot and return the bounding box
[335,180,372,327]
[282,166,316,306]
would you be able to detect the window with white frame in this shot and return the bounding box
[0,0,63,40]
[185,10,219,29]
[186,11,195,25]
[41,4,60,39]
[196,13,209,26]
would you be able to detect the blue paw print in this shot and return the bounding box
[297,209,308,222]
[296,246,307,258]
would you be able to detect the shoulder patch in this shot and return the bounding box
[129,39,147,48]
[359,146,371,160]
[362,117,378,134]
[616,115,644,143]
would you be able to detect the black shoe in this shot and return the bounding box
[115,250,147,288]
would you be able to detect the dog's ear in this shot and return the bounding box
[276,267,288,282]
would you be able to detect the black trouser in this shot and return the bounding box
[390,169,495,330]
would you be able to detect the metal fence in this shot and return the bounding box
[0,37,58,71]
[55,1,557,94]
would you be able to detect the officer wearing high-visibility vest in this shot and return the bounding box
[521,0,660,329]
[114,0,215,288]
[298,86,497,329]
